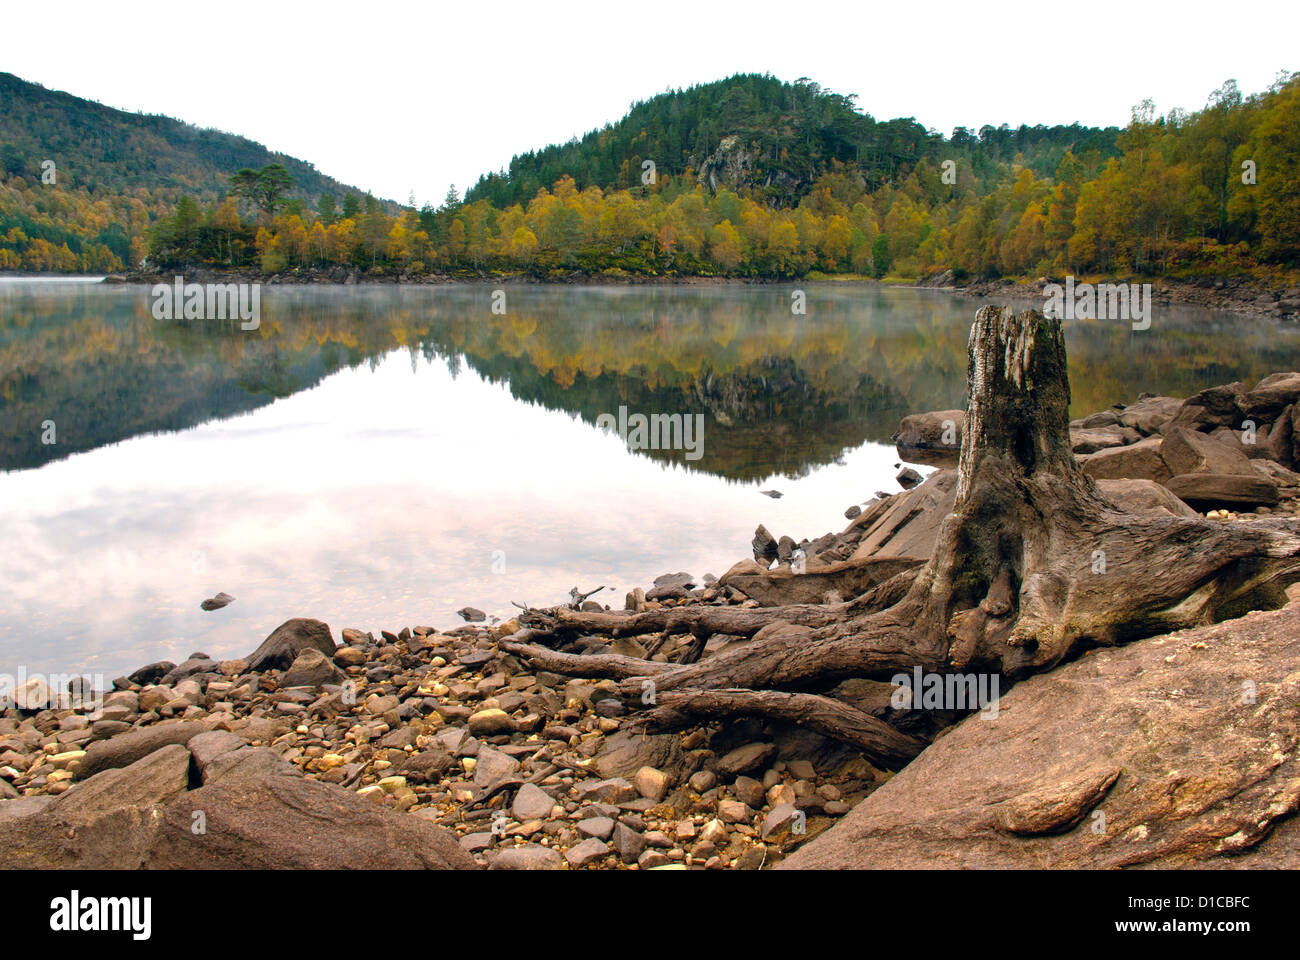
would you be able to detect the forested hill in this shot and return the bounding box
[467,74,1123,208]
[0,72,366,270]
[0,72,349,201]
[3,69,1297,281]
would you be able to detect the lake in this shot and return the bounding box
[3,279,1298,681]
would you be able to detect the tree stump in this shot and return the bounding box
[506,306,1300,767]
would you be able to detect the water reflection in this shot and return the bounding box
[2,280,1298,677]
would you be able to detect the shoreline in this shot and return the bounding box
[6,369,1300,869]
[6,268,1296,322]
[88,268,1300,322]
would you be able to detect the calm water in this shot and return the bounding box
[3,280,1299,680]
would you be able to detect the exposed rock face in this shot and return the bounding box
[849,469,958,561]
[244,618,336,672]
[0,745,192,868]
[780,604,1300,869]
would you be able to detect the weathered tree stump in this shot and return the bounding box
[507,306,1300,767]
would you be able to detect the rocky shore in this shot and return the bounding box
[5,370,1300,870]
[918,269,1300,322]
[101,266,781,287]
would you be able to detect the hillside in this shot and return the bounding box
[466,73,1122,209]
[0,72,374,271]
[1,70,1296,281]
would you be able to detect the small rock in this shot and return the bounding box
[512,783,557,821]
[280,648,344,688]
[688,769,717,793]
[565,837,612,867]
[761,802,802,841]
[700,818,728,844]
[491,844,563,870]
[897,467,923,489]
[786,759,817,780]
[611,822,646,864]
[333,647,368,667]
[717,742,776,776]
[468,708,513,737]
[733,775,765,808]
[200,592,235,611]
[577,816,616,840]
[717,799,753,824]
[638,849,670,869]
[736,844,768,870]
[634,765,670,802]
[457,607,487,623]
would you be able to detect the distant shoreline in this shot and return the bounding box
[2,268,1294,322]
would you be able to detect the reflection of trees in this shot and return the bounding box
[1,284,1297,477]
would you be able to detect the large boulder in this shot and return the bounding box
[76,718,224,779]
[127,660,175,686]
[1117,395,1182,435]
[187,730,299,784]
[1164,473,1279,509]
[892,410,965,466]
[0,744,191,868]
[779,604,1300,869]
[1094,479,1198,518]
[150,775,475,869]
[1163,382,1246,433]
[720,556,923,606]
[244,618,336,672]
[1079,436,1170,483]
[1241,372,1300,420]
[593,729,686,781]
[160,655,219,685]
[1160,426,1251,476]
[1069,427,1137,454]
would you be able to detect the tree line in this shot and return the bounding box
[3,72,1296,280]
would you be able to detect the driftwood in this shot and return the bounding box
[509,307,1300,769]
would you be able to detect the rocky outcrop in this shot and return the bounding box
[780,603,1300,869]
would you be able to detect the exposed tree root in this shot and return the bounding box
[506,306,1300,769]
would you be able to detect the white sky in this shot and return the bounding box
[5,0,1296,205]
